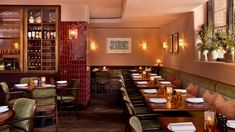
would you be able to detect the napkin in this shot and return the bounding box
[15,84,28,87]
[136,81,148,85]
[0,106,9,113]
[153,76,162,79]
[149,98,166,103]
[56,80,67,84]
[168,122,196,131]
[227,120,235,128]
[186,98,204,103]
[42,84,56,87]
[143,89,157,94]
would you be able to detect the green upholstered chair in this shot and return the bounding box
[57,79,79,120]
[0,82,28,106]
[129,116,143,132]
[120,87,144,105]
[0,124,11,132]
[20,77,40,84]
[9,98,36,132]
[123,96,162,131]
[32,87,58,132]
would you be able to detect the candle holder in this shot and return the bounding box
[41,77,46,86]
[150,76,155,84]
[204,111,216,132]
[166,86,173,96]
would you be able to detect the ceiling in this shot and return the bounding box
[88,0,209,28]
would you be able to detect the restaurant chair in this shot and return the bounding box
[20,77,40,84]
[129,116,143,132]
[0,82,28,106]
[120,87,145,106]
[0,124,11,132]
[123,96,162,132]
[57,79,79,120]
[32,87,58,132]
[95,71,110,94]
[8,98,36,132]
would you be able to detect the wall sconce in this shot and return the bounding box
[142,41,147,50]
[179,38,184,48]
[69,28,78,39]
[163,42,167,49]
[90,41,97,50]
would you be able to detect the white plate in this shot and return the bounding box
[227,120,235,129]
[143,89,157,94]
[160,81,171,85]
[0,106,9,113]
[15,84,28,87]
[152,76,162,79]
[132,73,140,76]
[186,98,204,103]
[149,98,167,104]
[132,76,142,78]
[136,81,148,85]
[150,73,157,76]
[174,89,187,93]
[56,80,67,84]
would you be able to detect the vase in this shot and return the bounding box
[200,50,208,61]
[207,50,218,61]
[224,51,234,63]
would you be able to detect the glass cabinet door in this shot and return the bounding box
[0,8,23,71]
[25,7,58,73]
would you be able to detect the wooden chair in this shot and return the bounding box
[32,87,58,132]
[8,98,36,132]
[0,82,28,106]
[57,79,79,120]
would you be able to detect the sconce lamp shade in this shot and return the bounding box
[69,29,78,39]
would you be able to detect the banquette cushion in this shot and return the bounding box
[186,83,199,97]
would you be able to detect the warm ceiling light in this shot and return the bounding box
[142,41,147,50]
[163,42,167,49]
[90,41,97,50]
[69,29,78,39]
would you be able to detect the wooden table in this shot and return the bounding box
[0,109,14,126]
[141,92,214,112]
[157,117,235,132]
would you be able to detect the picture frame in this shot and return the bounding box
[173,33,179,53]
[107,38,132,53]
[168,34,173,53]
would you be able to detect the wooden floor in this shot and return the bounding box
[34,94,125,132]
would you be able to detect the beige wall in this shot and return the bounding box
[88,28,163,66]
[161,4,235,86]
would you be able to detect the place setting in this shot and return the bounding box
[0,106,9,113]
[167,122,196,132]
[185,98,204,104]
[136,81,148,85]
[149,97,167,104]
[143,89,157,94]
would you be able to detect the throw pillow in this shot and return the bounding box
[218,100,235,119]
[171,79,182,89]
[203,90,218,106]
[186,83,199,97]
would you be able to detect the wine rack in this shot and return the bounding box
[25,7,58,72]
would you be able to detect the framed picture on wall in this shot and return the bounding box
[107,38,132,53]
[173,33,179,53]
[168,34,173,53]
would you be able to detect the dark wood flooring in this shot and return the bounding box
[34,94,125,132]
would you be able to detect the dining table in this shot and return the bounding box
[140,90,214,112]
[0,108,14,126]
[157,117,235,132]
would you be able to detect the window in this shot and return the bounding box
[214,0,227,30]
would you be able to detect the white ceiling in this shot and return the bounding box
[88,0,209,27]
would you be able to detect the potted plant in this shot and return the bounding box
[197,24,212,61]
[223,30,235,63]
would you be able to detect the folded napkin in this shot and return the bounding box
[143,89,157,94]
[174,89,187,93]
[227,120,235,128]
[132,73,140,76]
[15,84,28,87]
[186,98,204,103]
[149,98,166,103]
[132,75,142,78]
[160,81,171,85]
[0,106,9,113]
[136,81,148,85]
[168,122,196,131]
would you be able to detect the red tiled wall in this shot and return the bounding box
[60,21,90,106]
